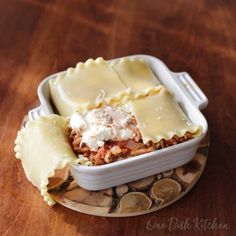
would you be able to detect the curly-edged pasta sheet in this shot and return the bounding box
[14,115,77,205]
[129,87,201,144]
[111,58,161,92]
[49,58,130,116]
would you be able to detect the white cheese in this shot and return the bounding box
[69,106,136,151]
[70,112,87,130]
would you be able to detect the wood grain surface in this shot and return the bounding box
[0,0,235,235]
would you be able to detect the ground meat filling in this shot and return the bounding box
[69,118,193,165]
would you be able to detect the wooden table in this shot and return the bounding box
[1,0,235,235]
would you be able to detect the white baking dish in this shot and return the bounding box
[29,55,208,191]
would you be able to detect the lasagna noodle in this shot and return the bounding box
[111,58,161,95]
[14,115,77,205]
[49,58,129,116]
[129,88,200,144]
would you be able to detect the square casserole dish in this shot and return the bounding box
[29,55,208,191]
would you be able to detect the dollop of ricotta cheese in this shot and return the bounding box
[70,112,87,130]
[69,106,135,151]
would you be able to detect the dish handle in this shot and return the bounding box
[171,72,208,110]
[28,105,50,121]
